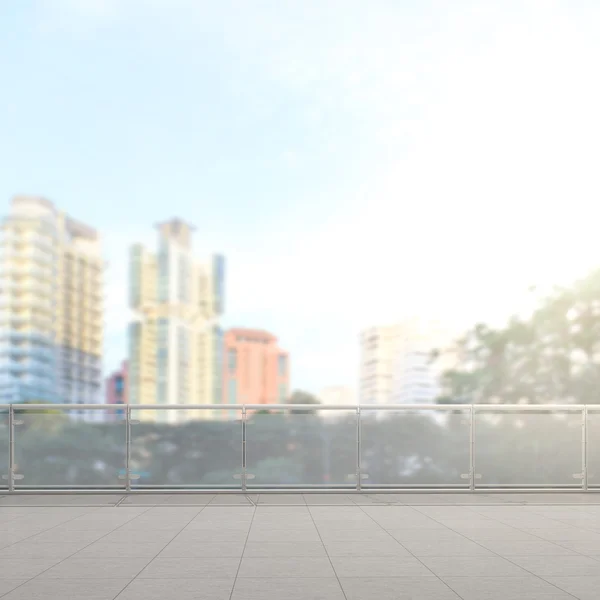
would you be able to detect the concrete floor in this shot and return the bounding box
[1,493,600,599]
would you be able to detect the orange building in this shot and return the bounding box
[222,328,289,406]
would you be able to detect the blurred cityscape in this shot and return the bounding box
[3,191,600,422]
[0,194,463,417]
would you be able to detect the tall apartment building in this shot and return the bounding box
[360,318,454,405]
[0,195,103,405]
[318,385,357,419]
[222,328,289,406]
[359,324,399,405]
[128,219,224,422]
[106,360,128,411]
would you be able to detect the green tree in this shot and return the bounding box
[435,268,600,405]
[287,390,321,414]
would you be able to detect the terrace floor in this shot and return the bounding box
[1,493,600,599]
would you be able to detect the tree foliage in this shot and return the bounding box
[436,268,600,404]
[287,389,321,414]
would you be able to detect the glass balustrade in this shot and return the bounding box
[587,407,600,489]
[245,408,357,489]
[0,411,8,490]
[474,407,584,488]
[0,404,595,492]
[11,407,126,490]
[129,407,243,489]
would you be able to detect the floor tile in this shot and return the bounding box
[340,577,461,599]
[304,495,356,505]
[28,529,108,544]
[527,528,600,541]
[162,495,216,505]
[256,494,307,505]
[119,495,170,506]
[209,495,255,505]
[0,581,26,597]
[247,528,321,542]
[462,529,543,541]
[251,515,316,528]
[317,529,392,543]
[324,540,410,557]
[421,556,529,577]
[387,529,467,542]
[231,577,345,600]
[331,556,435,578]
[176,529,249,543]
[38,557,151,579]
[159,542,245,557]
[553,540,600,554]
[99,529,179,543]
[116,578,234,600]
[75,542,167,558]
[509,554,600,576]
[547,576,600,600]
[443,576,575,600]
[401,539,494,556]
[0,542,86,558]
[0,579,132,600]
[237,557,335,578]
[243,542,327,557]
[183,522,251,532]
[478,540,579,556]
[0,558,60,579]
[139,557,240,578]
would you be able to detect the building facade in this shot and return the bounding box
[106,360,128,406]
[0,195,103,405]
[359,324,400,405]
[128,219,224,421]
[318,385,357,418]
[360,318,453,405]
[222,328,289,406]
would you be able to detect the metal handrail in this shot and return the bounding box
[1,402,594,410]
[1,402,597,494]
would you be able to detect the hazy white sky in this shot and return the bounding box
[2,0,600,392]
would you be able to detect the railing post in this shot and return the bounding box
[242,406,247,492]
[469,404,475,492]
[8,405,14,494]
[125,405,131,493]
[583,405,588,491]
[356,406,362,492]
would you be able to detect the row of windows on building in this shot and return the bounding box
[227,349,287,376]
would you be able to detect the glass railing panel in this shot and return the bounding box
[474,407,583,488]
[587,408,600,488]
[0,411,8,489]
[360,407,471,488]
[129,407,243,489]
[245,408,357,488]
[12,407,126,489]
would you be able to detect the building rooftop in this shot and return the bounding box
[0,493,598,599]
[227,328,278,342]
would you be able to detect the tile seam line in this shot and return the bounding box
[113,501,208,599]
[0,502,156,599]
[306,501,350,600]
[409,503,581,599]
[227,499,257,600]
[354,502,467,600]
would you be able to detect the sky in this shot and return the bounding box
[1,0,600,394]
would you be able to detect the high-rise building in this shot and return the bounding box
[128,219,224,422]
[222,328,289,406]
[359,324,400,405]
[106,360,128,408]
[360,318,454,405]
[318,385,356,418]
[0,195,103,405]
